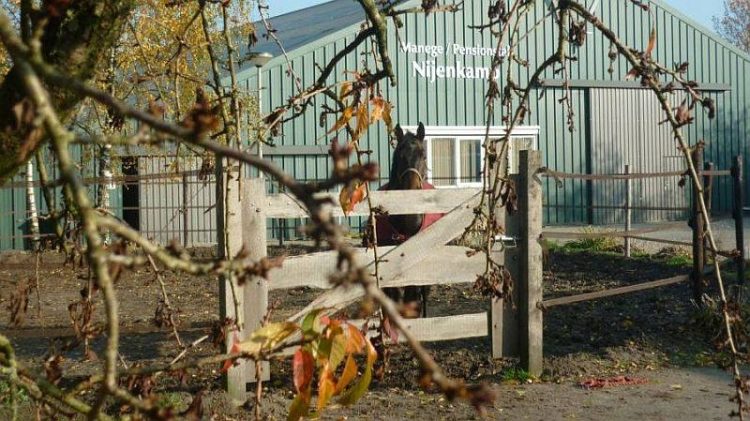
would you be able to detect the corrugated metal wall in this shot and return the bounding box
[0,145,124,250]
[236,0,749,231]
[589,88,689,224]
[2,0,748,250]
[137,156,217,246]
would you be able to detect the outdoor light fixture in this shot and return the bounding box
[248,51,273,68]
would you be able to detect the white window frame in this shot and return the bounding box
[402,125,540,188]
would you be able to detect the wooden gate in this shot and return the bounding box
[216,151,543,402]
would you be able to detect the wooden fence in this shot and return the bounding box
[214,148,747,402]
[215,152,544,402]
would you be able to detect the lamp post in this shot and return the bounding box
[248,52,273,159]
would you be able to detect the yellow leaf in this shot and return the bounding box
[328,330,347,372]
[339,81,352,100]
[327,107,354,134]
[236,322,298,355]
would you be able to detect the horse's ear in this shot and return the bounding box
[394,125,404,142]
[417,122,425,140]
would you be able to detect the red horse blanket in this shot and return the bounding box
[375,182,444,245]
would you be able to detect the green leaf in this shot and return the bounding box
[328,330,347,372]
[301,309,326,337]
[287,387,311,421]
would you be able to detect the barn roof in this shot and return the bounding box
[250,0,367,57]
[243,0,749,65]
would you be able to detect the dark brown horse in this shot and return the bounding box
[374,123,442,317]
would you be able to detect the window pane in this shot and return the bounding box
[431,138,455,186]
[459,139,482,183]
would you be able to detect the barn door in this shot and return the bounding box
[589,88,689,224]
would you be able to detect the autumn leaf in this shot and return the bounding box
[288,386,311,421]
[235,322,298,355]
[335,354,358,394]
[328,329,348,372]
[293,348,315,393]
[339,81,352,100]
[327,106,355,134]
[354,103,369,141]
[345,324,367,354]
[338,338,377,406]
[301,309,328,337]
[645,27,657,58]
[339,182,368,216]
[317,365,337,411]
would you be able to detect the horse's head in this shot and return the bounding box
[386,122,427,238]
[390,123,427,191]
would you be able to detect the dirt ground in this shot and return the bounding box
[0,244,742,420]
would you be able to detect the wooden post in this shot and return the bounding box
[216,157,247,404]
[732,156,745,299]
[242,179,270,384]
[518,150,543,377]
[182,172,189,248]
[703,162,714,267]
[690,145,705,302]
[624,164,631,258]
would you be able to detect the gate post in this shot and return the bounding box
[242,178,270,384]
[490,153,515,358]
[518,150,543,377]
[217,157,269,403]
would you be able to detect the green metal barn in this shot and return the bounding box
[240,0,749,230]
[0,0,748,250]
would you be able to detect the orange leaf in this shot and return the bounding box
[645,27,656,58]
[354,103,369,140]
[317,365,336,411]
[339,182,368,216]
[382,102,392,127]
[293,348,314,393]
[327,107,354,134]
[345,324,366,354]
[335,354,358,394]
[370,97,386,122]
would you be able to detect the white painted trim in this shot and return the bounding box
[402,125,540,137]
[406,125,540,187]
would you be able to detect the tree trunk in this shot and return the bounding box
[0,1,136,184]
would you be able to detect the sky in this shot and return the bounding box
[267,0,725,33]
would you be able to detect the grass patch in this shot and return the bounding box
[0,379,29,407]
[557,235,620,253]
[500,367,533,383]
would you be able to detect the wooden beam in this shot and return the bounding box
[280,312,488,356]
[267,245,484,290]
[287,191,482,322]
[265,188,479,218]
[541,274,689,308]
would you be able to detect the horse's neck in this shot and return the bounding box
[385,180,424,237]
